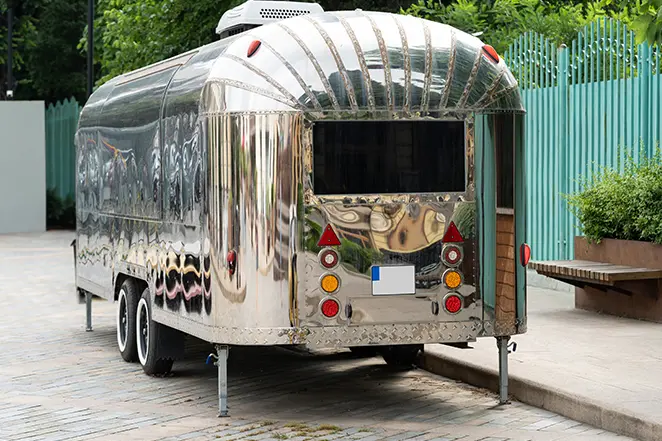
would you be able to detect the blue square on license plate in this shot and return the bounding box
[371,265,416,295]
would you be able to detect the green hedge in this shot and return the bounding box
[565,148,662,244]
[46,188,76,230]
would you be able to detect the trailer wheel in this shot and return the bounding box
[116,280,139,362]
[380,344,423,368]
[136,288,174,376]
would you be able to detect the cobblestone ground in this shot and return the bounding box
[0,232,635,441]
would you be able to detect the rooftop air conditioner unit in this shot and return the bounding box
[216,0,324,39]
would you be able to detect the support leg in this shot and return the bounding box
[85,291,93,332]
[496,336,510,405]
[216,344,229,417]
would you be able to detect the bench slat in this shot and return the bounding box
[600,268,662,282]
[529,260,662,284]
[531,261,613,281]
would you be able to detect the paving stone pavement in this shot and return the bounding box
[0,232,636,441]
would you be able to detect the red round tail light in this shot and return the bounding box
[444,294,462,314]
[321,298,340,318]
[442,245,463,266]
[319,249,339,269]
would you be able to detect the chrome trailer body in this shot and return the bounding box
[75,8,527,413]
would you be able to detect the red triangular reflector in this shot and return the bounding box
[441,221,464,243]
[317,224,341,247]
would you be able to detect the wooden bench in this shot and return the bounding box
[529,260,662,298]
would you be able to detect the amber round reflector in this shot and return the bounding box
[444,294,462,314]
[443,270,463,290]
[321,298,340,318]
[320,249,339,269]
[321,274,340,293]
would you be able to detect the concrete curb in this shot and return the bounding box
[418,351,661,441]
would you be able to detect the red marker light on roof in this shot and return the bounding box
[317,224,341,247]
[441,221,464,243]
[247,40,261,58]
[482,45,500,64]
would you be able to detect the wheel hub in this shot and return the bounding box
[139,303,149,361]
[117,291,129,351]
[119,301,127,344]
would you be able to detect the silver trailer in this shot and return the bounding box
[74,0,529,416]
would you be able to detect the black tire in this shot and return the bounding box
[349,346,379,357]
[136,288,174,376]
[380,344,423,368]
[116,279,139,362]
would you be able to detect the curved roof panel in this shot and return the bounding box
[203,10,524,115]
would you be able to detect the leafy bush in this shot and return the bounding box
[632,0,662,46]
[401,0,636,54]
[46,188,76,230]
[565,147,662,244]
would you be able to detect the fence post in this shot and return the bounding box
[557,45,570,259]
[638,43,651,156]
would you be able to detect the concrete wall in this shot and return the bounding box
[0,101,46,234]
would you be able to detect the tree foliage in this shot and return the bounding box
[632,0,662,46]
[27,0,87,103]
[0,0,652,102]
[0,0,38,99]
[401,0,637,54]
[0,0,87,102]
[85,0,418,87]
[81,0,246,86]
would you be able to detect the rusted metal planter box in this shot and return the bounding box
[574,236,662,323]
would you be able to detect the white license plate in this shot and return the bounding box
[371,265,416,295]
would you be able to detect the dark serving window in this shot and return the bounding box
[312,120,466,195]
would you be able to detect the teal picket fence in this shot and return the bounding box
[504,19,662,261]
[45,98,80,201]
